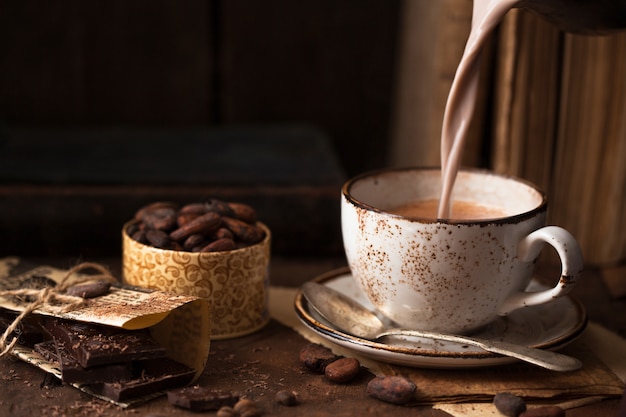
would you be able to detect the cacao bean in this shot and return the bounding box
[324,357,361,383]
[216,406,236,417]
[222,217,265,243]
[213,227,234,241]
[130,199,265,252]
[131,230,148,245]
[126,222,140,236]
[299,343,339,374]
[205,199,236,217]
[275,390,298,406]
[134,201,178,221]
[233,398,261,417]
[146,229,172,249]
[177,212,202,227]
[200,238,237,253]
[366,376,416,405]
[169,212,221,242]
[179,203,209,215]
[493,392,527,417]
[141,207,178,231]
[66,281,111,299]
[228,202,257,224]
[183,234,206,251]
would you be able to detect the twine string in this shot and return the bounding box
[0,262,119,358]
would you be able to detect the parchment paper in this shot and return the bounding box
[0,257,211,407]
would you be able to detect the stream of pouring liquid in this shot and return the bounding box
[437,0,520,219]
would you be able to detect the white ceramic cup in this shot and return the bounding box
[341,167,583,335]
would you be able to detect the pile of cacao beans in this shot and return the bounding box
[127,199,266,253]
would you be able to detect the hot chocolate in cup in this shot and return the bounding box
[341,167,583,335]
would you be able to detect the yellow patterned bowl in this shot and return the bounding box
[122,221,271,339]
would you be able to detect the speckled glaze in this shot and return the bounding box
[122,222,271,339]
[341,168,583,335]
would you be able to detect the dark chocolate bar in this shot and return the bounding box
[33,340,58,362]
[40,317,167,368]
[89,358,195,402]
[34,341,132,384]
[167,386,240,411]
[0,309,43,347]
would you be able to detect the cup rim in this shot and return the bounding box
[342,166,548,225]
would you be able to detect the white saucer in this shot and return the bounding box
[294,267,587,369]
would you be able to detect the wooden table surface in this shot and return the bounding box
[1,256,625,417]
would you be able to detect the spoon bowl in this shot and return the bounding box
[301,282,582,372]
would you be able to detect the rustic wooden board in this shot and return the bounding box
[0,258,623,417]
[0,126,346,257]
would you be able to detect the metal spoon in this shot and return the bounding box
[301,282,582,372]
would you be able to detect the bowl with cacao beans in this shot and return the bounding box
[122,199,271,339]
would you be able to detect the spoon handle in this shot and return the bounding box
[378,329,582,372]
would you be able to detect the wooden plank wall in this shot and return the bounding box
[0,1,213,124]
[0,0,401,257]
[0,0,401,177]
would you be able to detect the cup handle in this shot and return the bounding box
[498,226,583,316]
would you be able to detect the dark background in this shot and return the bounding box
[0,0,402,257]
[0,0,400,176]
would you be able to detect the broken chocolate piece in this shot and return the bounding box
[167,386,239,411]
[0,309,43,347]
[90,358,195,402]
[34,341,132,384]
[65,281,111,299]
[34,340,58,362]
[40,317,167,368]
